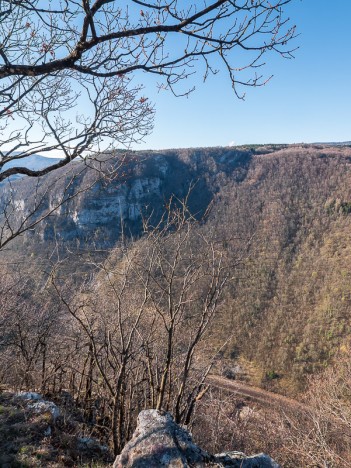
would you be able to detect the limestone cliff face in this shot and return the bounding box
[113,410,280,468]
[1,147,250,247]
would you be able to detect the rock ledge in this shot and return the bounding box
[113,409,280,467]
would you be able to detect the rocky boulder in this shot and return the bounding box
[113,409,280,467]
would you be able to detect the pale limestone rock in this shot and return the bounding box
[113,410,280,467]
[28,400,60,421]
[15,391,42,400]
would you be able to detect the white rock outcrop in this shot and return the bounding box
[113,409,280,467]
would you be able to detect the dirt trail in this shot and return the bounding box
[207,375,310,413]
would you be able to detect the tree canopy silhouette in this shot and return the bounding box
[0,0,296,181]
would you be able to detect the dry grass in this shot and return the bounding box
[0,391,112,467]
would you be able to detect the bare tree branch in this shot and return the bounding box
[0,0,296,179]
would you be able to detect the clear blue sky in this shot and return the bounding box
[134,0,351,150]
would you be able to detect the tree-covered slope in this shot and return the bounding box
[208,145,351,391]
[2,144,351,393]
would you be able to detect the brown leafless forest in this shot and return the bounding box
[1,145,351,466]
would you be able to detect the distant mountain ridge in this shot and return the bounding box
[1,154,62,181]
[312,141,351,146]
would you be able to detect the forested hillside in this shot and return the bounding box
[2,144,351,396]
[207,145,351,391]
[2,144,351,465]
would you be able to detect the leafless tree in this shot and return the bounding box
[49,200,232,454]
[0,0,296,181]
[0,268,67,392]
[279,352,351,467]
